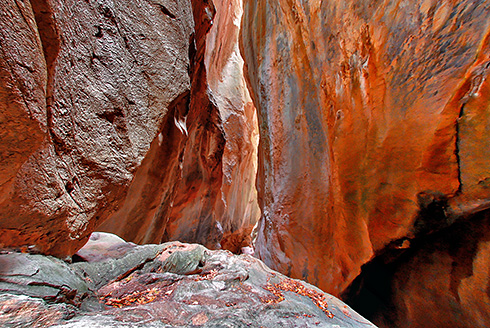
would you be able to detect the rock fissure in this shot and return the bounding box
[455,103,465,195]
[30,0,60,141]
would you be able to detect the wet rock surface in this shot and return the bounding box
[1,233,375,327]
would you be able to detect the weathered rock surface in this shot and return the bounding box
[0,253,90,306]
[1,0,258,256]
[98,0,227,250]
[0,294,77,328]
[0,0,194,257]
[100,0,260,253]
[0,233,376,327]
[241,0,490,294]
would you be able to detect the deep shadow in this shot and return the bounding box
[341,204,490,327]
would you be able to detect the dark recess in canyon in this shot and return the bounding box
[343,208,490,327]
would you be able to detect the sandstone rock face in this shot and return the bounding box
[100,0,260,252]
[384,213,490,328]
[241,0,490,294]
[0,0,194,256]
[0,234,377,327]
[204,0,260,252]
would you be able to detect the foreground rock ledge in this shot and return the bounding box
[0,233,375,328]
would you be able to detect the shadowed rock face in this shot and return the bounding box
[385,210,490,328]
[0,0,194,257]
[343,209,490,328]
[241,0,490,295]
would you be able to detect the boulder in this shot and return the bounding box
[0,252,90,305]
[0,236,377,327]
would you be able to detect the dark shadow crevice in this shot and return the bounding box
[30,0,61,150]
[342,208,490,327]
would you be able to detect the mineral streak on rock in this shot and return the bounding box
[241,0,490,295]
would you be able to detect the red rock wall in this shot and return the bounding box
[99,0,260,252]
[0,0,259,257]
[241,0,490,295]
[0,0,194,256]
[204,0,260,252]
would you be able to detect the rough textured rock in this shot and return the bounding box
[0,294,77,328]
[1,234,377,327]
[100,0,260,252]
[99,0,226,250]
[0,0,194,257]
[241,0,490,294]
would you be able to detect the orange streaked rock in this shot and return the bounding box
[241,0,490,294]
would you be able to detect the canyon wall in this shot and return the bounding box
[204,0,260,252]
[0,0,194,257]
[0,0,258,256]
[100,0,260,252]
[241,0,490,295]
[383,210,490,327]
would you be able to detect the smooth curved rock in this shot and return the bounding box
[74,232,135,263]
[204,0,260,253]
[241,0,490,294]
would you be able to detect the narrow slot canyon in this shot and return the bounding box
[1,0,490,327]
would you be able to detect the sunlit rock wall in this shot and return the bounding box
[241,0,490,295]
